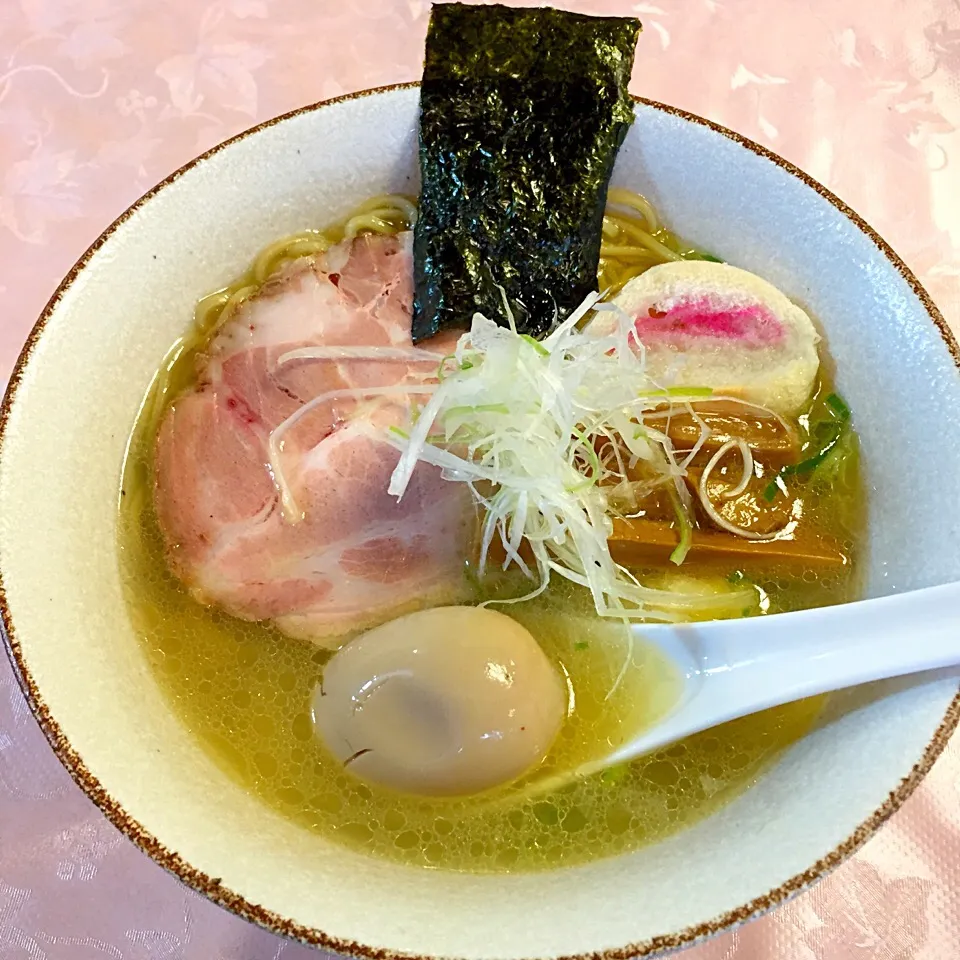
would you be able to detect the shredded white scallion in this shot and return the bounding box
[385,294,753,624]
[261,291,782,638]
[277,346,445,366]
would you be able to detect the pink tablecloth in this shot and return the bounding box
[2,1,959,957]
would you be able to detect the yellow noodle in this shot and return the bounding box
[613,212,666,245]
[196,194,416,335]
[600,243,664,259]
[605,216,683,261]
[598,192,705,290]
[194,290,231,333]
[349,193,418,223]
[598,259,628,295]
[216,284,260,327]
[606,187,659,232]
[253,232,328,284]
[343,213,397,239]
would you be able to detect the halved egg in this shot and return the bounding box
[312,606,567,796]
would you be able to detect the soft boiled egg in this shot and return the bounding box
[311,606,567,796]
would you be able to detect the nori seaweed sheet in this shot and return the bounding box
[412,3,640,342]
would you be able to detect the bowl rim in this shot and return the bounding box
[1,80,958,960]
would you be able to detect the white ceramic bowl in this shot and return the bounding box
[2,84,959,960]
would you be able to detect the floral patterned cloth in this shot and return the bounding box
[1,1,960,957]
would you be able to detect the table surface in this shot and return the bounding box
[2,1,960,957]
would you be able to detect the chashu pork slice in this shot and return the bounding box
[155,231,474,644]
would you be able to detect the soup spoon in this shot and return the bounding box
[576,580,960,778]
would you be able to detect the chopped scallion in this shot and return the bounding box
[600,765,628,786]
[668,485,693,566]
[825,392,850,418]
[520,334,549,356]
[766,390,851,499]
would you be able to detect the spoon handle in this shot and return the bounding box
[604,581,960,765]
[699,580,960,701]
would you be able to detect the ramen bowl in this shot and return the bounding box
[2,84,959,960]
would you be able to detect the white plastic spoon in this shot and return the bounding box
[577,580,960,778]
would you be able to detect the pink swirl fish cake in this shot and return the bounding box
[610,261,821,415]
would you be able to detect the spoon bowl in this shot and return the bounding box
[590,581,960,772]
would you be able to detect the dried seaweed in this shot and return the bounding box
[412,2,641,342]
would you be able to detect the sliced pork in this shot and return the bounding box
[155,232,474,643]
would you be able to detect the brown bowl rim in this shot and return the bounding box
[1,81,958,960]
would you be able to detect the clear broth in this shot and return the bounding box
[118,204,864,873]
[119,387,862,875]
